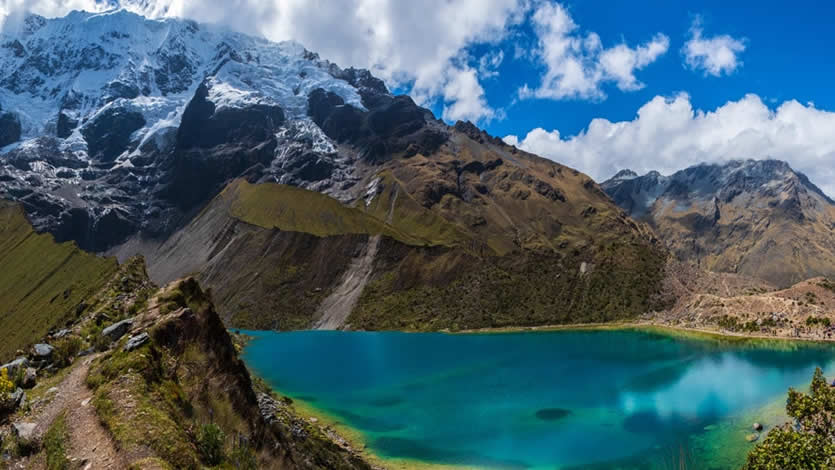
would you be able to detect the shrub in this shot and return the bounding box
[0,368,14,400]
[228,444,258,470]
[52,336,83,368]
[93,333,112,352]
[744,368,835,469]
[198,423,225,466]
[806,316,832,327]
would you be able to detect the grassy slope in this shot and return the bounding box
[225,179,457,248]
[0,202,117,361]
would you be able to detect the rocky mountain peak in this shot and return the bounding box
[602,158,835,287]
[0,9,441,251]
[610,169,638,181]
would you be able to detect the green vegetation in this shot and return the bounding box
[0,368,14,400]
[44,412,70,470]
[361,172,471,248]
[198,423,225,465]
[806,316,832,327]
[225,179,438,247]
[0,202,118,361]
[715,315,779,333]
[820,278,835,293]
[350,240,668,331]
[51,336,83,368]
[744,368,835,469]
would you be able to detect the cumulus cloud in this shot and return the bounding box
[504,93,835,197]
[683,18,746,76]
[1,0,529,123]
[519,2,669,100]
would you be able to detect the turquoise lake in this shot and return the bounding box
[240,329,835,469]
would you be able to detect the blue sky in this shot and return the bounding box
[464,0,835,139]
[7,0,835,194]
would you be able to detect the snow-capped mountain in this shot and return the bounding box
[0,9,445,250]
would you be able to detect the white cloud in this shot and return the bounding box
[683,18,746,76]
[441,66,494,122]
[520,2,669,100]
[1,0,530,123]
[478,49,504,79]
[504,93,835,197]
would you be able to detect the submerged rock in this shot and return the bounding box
[746,433,760,442]
[535,408,573,421]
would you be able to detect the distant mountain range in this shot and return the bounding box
[0,10,667,333]
[602,159,835,287]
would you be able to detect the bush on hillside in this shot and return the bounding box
[744,368,835,469]
[198,423,225,465]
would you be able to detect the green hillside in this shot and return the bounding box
[0,202,118,361]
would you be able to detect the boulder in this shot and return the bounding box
[0,388,24,414]
[33,343,54,358]
[77,347,95,357]
[102,318,134,341]
[22,368,36,389]
[53,329,71,339]
[12,422,37,444]
[0,357,29,376]
[123,332,149,352]
[11,388,25,408]
[753,422,763,431]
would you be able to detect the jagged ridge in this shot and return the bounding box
[602,159,835,287]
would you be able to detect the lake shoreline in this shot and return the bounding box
[237,323,833,470]
[453,320,835,345]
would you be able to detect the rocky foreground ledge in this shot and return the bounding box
[0,259,374,469]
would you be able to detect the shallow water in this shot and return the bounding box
[240,329,835,469]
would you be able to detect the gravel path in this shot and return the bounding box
[10,356,126,470]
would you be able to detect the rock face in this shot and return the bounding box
[0,111,21,147]
[602,160,835,287]
[0,10,384,251]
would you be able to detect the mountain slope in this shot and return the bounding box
[602,160,835,287]
[0,201,117,360]
[123,171,668,331]
[1,10,669,332]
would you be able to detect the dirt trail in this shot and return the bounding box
[12,356,126,470]
[314,235,381,330]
